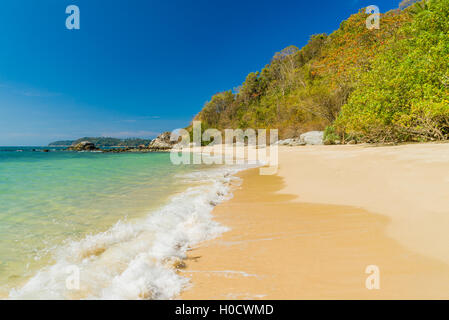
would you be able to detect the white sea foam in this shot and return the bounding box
[8,164,253,300]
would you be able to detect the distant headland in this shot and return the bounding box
[48,137,153,148]
[48,133,177,152]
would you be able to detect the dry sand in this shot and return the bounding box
[179,143,449,299]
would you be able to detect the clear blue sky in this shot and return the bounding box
[0,0,400,146]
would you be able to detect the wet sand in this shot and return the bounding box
[180,144,449,299]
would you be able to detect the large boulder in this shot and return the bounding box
[299,131,324,145]
[148,132,178,150]
[68,141,98,151]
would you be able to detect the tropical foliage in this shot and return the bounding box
[336,0,449,142]
[193,0,448,143]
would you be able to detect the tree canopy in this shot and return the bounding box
[192,0,448,143]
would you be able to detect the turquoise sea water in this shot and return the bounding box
[0,147,240,299]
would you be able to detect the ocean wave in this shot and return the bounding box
[8,164,252,300]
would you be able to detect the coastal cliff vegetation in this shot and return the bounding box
[193,0,449,143]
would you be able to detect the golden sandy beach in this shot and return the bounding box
[180,143,449,299]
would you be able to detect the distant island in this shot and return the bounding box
[49,137,154,148]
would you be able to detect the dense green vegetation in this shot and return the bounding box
[193,0,448,143]
[336,0,449,142]
[49,137,153,147]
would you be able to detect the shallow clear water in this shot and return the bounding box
[0,148,227,298]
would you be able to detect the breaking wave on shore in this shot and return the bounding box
[9,164,252,300]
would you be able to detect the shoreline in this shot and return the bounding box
[179,144,449,299]
[2,158,250,300]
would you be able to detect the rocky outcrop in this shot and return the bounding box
[275,138,306,146]
[67,141,99,151]
[148,132,178,150]
[275,131,324,146]
[299,131,324,145]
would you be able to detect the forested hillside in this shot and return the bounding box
[193,0,448,143]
